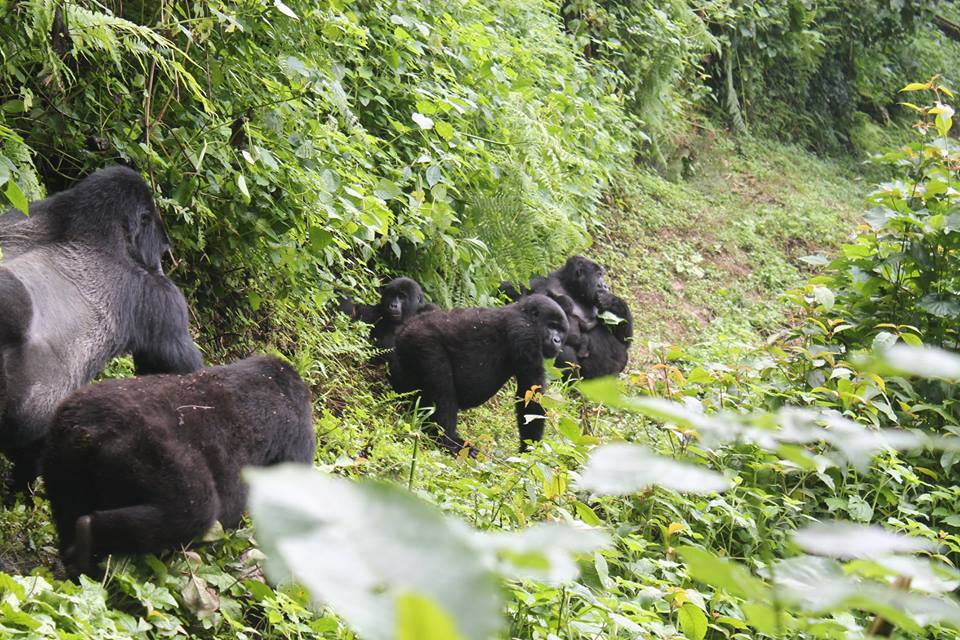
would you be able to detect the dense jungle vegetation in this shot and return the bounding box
[3,0,960,638]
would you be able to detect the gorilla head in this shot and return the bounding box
[125,196,170,274]
[557,256,608,306]
[68,166,170,274]
[517,294,567,359]
[0,165,172,274]
[380,277,426,324]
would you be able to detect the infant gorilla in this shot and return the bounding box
[43,355,315,576]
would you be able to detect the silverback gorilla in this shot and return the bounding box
[390,294,568,455]
[339,276,438,362]
[43,356,315,577]
[0,166,203,492]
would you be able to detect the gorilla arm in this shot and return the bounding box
[130,275,203,375]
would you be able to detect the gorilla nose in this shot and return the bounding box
[553,336,562,347]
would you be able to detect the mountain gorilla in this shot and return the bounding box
[43,356,316,577]
[339,277,438,362]
[390,294,569,455]
[0,166,203,493]
[502,256,632,379]
[530,255,608,344]
[558,291,633,379]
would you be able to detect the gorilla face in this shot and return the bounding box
[563,256,609,305]
[380,278,425,323]
[128,204,170,274]
[522,295,569,358]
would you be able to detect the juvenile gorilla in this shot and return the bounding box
[43,355,315,577]
[530,256,608,351]
[558,291,633,379]
[0,166,203,492]
[390,294,568,454]
[339,277,438,361]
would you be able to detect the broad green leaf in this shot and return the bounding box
[918,295,960,319]
[274,0,299,19]
[678,602,707,640]
[846,495,873,522]
[374,178,402,200]
[412,112,434,129]
[435,121,454,140]
[246,466,501,640]
[5,179,28,215]
[813,286,834,311]
[237,174,250,200]
[742,602,779,635]
[425,165,442,187]
[793,522,935,559]
[677,546,768,600]
[900,82,931,92]
[799,254,829,266]
[876,344,960,381]
[478,523,609,585]
[577,443,731,495]
[397,593,466,640]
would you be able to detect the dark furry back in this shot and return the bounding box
[42,355,315,570]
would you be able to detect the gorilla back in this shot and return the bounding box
[0,166,203,491]
[43,355,316,576]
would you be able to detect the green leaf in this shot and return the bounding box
[5,179,28,215]
[435,121,454,140]
[412,112,434,129]
[237,174,250,200]
[793,522,934,558]
[677,546,769,600]
[742,602,779,634]
[900,82,931,92]
[577,443,731,495]
[273,0,299,19]
[374,178,402,200]
[425,165,442,187]
[397,593,466,640]
[246,466,503,640]
[813,286,834,311]
[574,501,602,526]
[678,603,707,640]
[876,344,960,381]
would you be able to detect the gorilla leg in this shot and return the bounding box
[4,440,45,497]
[515,369,548,450]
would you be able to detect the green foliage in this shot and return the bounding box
[705,0,948,151]
[0,0,630,344]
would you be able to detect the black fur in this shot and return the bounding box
[340,277,438,362]
[0,166,203,492]
[390,294,569,454]
[558,291,633,379]
[43,355,315,577]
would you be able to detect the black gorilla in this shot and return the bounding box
[43,355,315,577]
[502,256,632,379]
[558,291,633,379]
[0,166,203,492]
[391,294,569,454]
[339,277,438,361]
[530,256,608,349]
